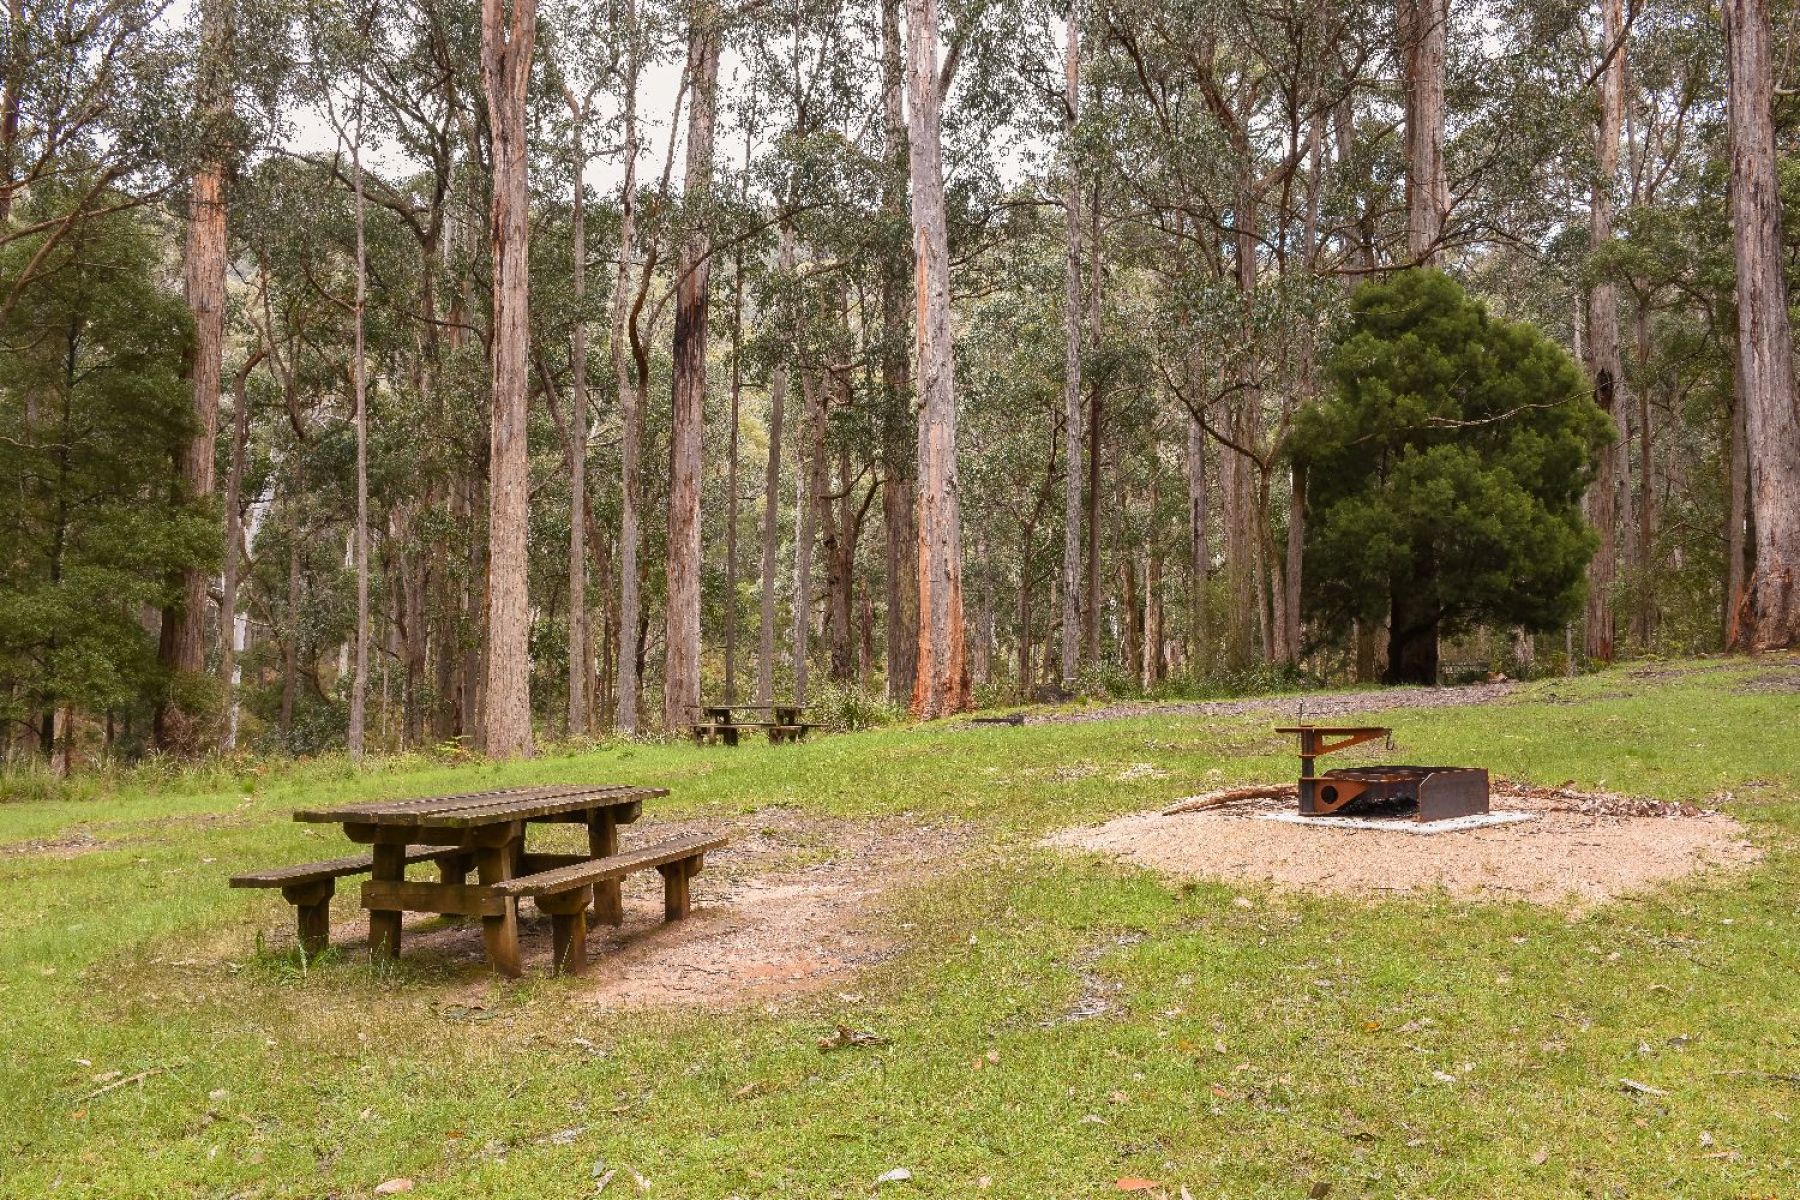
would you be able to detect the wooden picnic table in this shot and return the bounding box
[687,701,813,745]
[290,783,667,976]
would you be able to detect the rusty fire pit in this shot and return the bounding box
[1274,725,1490,823]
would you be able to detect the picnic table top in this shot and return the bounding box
[292,782,668,829]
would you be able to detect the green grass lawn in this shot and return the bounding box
[2,658,1796,1198]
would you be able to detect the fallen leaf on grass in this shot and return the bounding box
[372,1181,414,1196]
[1115,1179,1160,1192]
[875,1167,913,1184]
[818,1024,887,1051]
[1531,1148,1549,1165]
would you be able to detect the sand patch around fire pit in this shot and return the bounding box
[1044,783,1762,908]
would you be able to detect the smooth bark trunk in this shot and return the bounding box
[879,0,918,706]
[565,99,592,734]
[906,0,971,718]
[758,227,796,704]
[1058,4,1084,687]
[348,127,371,760]
[479,0,537,758]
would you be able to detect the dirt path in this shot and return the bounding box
[1014,680,1517,726]
[354,810,970,1011]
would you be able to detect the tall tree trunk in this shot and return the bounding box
[159,0,233,750]
[906,0,971,718]
[757,226,795,704]
[1015,527,1035,695]
[1081,181,1104,666]
[565,99,592,734]
[281,532,299,741]
[219,348,259,750]
[1186,411,1210,673]
[664,3,722,730]
[1224,150,1260,668]
[859,582,876,689]
[1401,0,1448,261]
[792,373,825,702]
[970,539,993,687]
[479,0,537,758]
[1583,0,1628,664]
[724,145,749,703]
[1386,550,1439,684]
[612,9,643,733]
[348,123,371,761]
[827,444,858,683]
[1058,2,1084,688]
[1724,0,1800,650]
[1144,537,1165,686]
[879,0,918,707]
[1726,375,1750,637]
[1284,466,1304,664]
[1631,300,1656,648]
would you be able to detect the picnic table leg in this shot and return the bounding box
[439,852,471,887]
[539,887,592,976]
[587,808,623,926]
[282,880,334,958]
[657,856,699,921]
[475,840,523,978]
[367,843,405,960]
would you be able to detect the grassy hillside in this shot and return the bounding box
[2,658,1795,1198]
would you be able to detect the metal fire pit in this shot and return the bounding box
[1274,725,1491,823]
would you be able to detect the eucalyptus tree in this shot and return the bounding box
[663,0,724,730]
[904,0,973,716]
[480,0,538,758]
[1722,0,1800,650]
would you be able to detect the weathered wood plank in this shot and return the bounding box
[490,834,728,899]
[230,845,463,888]
[293,784,665,828]
[360,879,507,917]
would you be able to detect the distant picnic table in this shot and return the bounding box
[230,783,727,977]
[687,701,814,746]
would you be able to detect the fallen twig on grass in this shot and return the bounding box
[79,1067,164,1102]
[1162,785,1295,816]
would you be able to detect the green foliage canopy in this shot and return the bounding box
[0,192,209,744]
[1290,270,1611,679]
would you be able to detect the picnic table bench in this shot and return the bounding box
[688,702,814,746]
[229,783,728,977]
